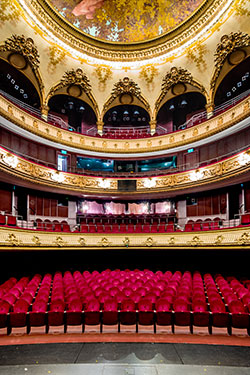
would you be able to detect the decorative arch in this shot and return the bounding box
[101,77,151,120]
[0,34,44,105]
[154,67,208,119]
[210,32,250,102]
[45,68,99,120]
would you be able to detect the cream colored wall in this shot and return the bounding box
[1,1,250,116]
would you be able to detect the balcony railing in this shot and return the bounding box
[1,88,250,139]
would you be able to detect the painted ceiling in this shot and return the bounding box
[47,0,204,43]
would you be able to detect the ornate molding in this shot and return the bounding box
[0,145,250,195]
[20,0,233,62]
[211,32,250,91]
[156,67,206,111]
[1,226,250,250]
[1,93,250,155]
[0,34,40,72]
[47,68,91,98]
[103,77,150,113]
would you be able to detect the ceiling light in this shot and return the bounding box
[20,89,24,94]
[7,74,11,79]
[169,104,175,111]
[11,79,15,84]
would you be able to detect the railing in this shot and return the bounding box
[0,90,74,131]
[1,141,250,177]
[1,88,250,139]
[1,215,249,232]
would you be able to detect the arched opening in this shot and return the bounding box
[103,105,150,138]
[48,94,97,133]
[214,56,250,106]
[0,58,41,108]
[156,92,206,132]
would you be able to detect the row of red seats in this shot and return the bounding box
[1,270,250,335]
[77,223,176,233]
[0,215,17,227]
[35,220,71,232]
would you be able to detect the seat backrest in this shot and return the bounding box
[121,298,135,311]
[155,298,171,311]
[138,298,153,311]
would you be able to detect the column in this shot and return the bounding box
[41,105,49,121]
[96,120,104,136]
[149,120,157,136]
[205,101,214,119]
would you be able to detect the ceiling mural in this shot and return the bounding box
[47,0,204,43]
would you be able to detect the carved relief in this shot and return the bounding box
[143,237,157,247]
[103,77,150,113]
[188,236,203,246]
[5,234,22,246]
[32,236,41,246]
[54,236,68,247]
[156,67,206,111]
[0,35,40,71]
[211,32,250,91]
[48,68,91,98]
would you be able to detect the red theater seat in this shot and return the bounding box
[7,215,17,226]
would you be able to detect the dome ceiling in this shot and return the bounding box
[47,0,204,43]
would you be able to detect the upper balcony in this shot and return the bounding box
[1,32,250,158]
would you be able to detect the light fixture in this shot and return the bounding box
[51,171,65,183]
[189,169,204,181]
[144,178,156,188]
[169,104,175,111]
[99,179,111,189]
[180,99,187,108]
[238,152,250,166]
[1,153,18,168]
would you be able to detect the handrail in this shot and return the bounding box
[1,141,250,177]
[1,88,250,139]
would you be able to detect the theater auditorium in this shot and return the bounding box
[0,0,250,373]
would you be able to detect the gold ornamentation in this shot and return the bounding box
[215,235,224,245]
[235,0,250,17]
[188,236,203,246]
[139,65,159,91]
[22,0,231,62]
[235,232,250,245]
[0,0,20,24]
[211,32,250,91]
[123,237,130,247]
[47,45,66,73]
[103,77,149,113]
[54,236,68,247]
[186,41,208,72]
[0,35,40,72]
[5,234,22,246]
[156,67,206,111]
[32,236,41,246]
[48,68,91,98]
[143,237,157,247]
[79,237,86,246]
[99,237,112,247]
[94,65,112,91]
[169,237,176,245]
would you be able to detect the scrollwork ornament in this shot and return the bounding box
[5,234,22,246]
[32,236,41,246]
[99,237,112,247]
[0,35,40,71]
[143,237,157,247]
[49,68,91,97]
[94,65,112,91]
[123,237,130,247]
[235,232,250,245]
[188,236,203,246]
[54,236,68,247]
[211,32,250,90]
[78,237,86,246]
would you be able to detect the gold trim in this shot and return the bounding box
[1,225,250,250]
[1,94,250,155]
[19,0,233,62]
[0,145,250,194]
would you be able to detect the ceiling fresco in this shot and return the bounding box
[47,0,204,43]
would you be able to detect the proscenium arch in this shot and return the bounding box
[0,48,44,106]
[210,32,250,103]
[0,57,42,107]
[45,69,100,121]
[154,67,208,120]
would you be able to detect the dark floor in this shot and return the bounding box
[0,343,250,374]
